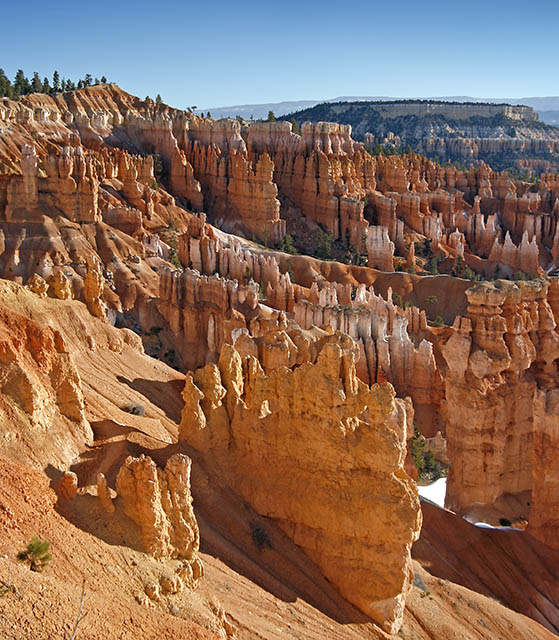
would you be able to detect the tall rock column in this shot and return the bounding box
[367,225,394,270]
[530,389,559,548]
[441,281,538,513]
[21,144,39,208]
[116,453,201,565]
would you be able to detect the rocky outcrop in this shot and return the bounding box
[96,472,115,514]
[58,471,78,499]
[157,266,287,370]
[177,214,284,294]
[0,295,91,469]
[49,270,73,300]
[162,222,445,433]
[366,225,394,270]
[530,389,559,547]
[26,273,48,297]
[116,453,202,570]
[442,281,537,512]
[83,256,107,320]
[184,119,374,246]
[179,336,421,633]
[158,250,445,433]
[488,231,539,277]
[441,279,559,546]
[6,144,100,223]
[184,121,286,243]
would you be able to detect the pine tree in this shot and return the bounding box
[410,425,426,475]
[289,117,299,134]
[155,94,162,104]
[0,69,111,100]
[0,69,11,97]
[266,110,276,122]
[13,69,27,97]
[31,72,43,93]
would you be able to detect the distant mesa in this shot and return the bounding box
[198,94,559,124]
[276,99,559,173]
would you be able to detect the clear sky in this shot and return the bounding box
[3,0,559,109]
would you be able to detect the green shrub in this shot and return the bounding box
[0,580,18,597]
[275,234,298,255]
[416,238,432,259]
[410,425,426,474]
[410,425,444,481]
[250,523,273,551]
[316,229,333,260]
[168,247,182,270]
[17,537,52,572]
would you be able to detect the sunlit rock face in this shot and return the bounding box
[180,335,421,633]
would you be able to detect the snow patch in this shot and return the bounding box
[417,477,447,508]
[472,521,520,531]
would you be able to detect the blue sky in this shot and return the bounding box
[3,0,559,109]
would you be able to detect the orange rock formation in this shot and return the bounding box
[180,335,421,632]
[116,452,204,592]
[0,287,90,469]
[441,279,559,547]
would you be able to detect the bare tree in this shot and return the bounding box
[67,580,87,640]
